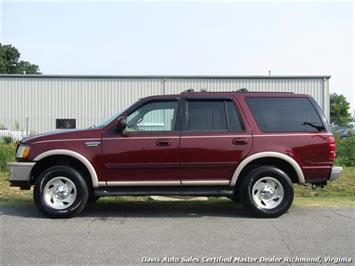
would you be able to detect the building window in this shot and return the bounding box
[56,119,76,129]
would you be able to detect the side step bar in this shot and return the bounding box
[94,186,234,197]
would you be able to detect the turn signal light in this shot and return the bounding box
[16,145,30,159]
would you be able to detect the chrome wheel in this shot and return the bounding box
[252,177,284,209]
[43,176,77,210]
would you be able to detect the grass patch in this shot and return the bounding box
[99,196,151,203]
[0,143,16,172]
[292,167,355,206]
[0,143,32,205]
[294,167,355,198]
[0,171,32,206]
[0,167,354,207]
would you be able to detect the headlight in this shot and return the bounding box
[16,145,30,159]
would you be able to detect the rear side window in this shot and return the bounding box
[226,101,244,131]
[184,99,244,132]
[246,97,324,132]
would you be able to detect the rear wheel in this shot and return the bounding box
[229,194,240,203]
[34,166,89,218]
[239,166,294,218]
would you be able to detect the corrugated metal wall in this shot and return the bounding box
[0,76,329,133]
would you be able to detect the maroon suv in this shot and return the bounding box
[8,91,342,218]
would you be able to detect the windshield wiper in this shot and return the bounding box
[302,122,325,131]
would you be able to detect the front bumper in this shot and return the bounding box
[329,166,343,181]
[7,162,36,188]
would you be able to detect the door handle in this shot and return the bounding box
[156,139,172,146]
[232,138,248,145]
[85,141,101,147]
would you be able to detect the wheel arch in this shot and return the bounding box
[32,149,99,188]
[230,152,305,186]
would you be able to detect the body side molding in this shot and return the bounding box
[230,151,305,186]
[33,149,100,188]
[106,180,180,186]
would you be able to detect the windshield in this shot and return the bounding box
[95,100,138,128]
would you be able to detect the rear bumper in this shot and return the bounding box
[329,166,343,181]
[7,162,35,188]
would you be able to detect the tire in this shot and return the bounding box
[34,166,89,218]
[239,166,294,218]
[229,194,240,203]
[88,195,100,203]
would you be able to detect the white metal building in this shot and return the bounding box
[0,75,330,134]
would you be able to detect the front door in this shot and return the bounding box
[102,99,181,186]
[179,97,252,185]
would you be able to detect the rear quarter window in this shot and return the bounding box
[245,97,324,132]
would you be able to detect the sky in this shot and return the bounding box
[1,0,354,111]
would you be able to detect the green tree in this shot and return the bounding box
[334,133,355,167]
[330,93,352,127]
[0,43,41,74]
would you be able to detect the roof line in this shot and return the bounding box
[0,74,331,79]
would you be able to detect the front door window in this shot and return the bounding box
[126,101,178,132]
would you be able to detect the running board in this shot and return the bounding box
[94,186,234,197]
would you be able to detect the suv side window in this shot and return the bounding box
[184,99,244,132]
[226,100,244,131]
[246,97,324,132]
[126,100,178,132]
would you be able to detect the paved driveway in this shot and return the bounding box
[1,201,354,265]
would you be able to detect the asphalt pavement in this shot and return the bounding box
[1,201,354,266]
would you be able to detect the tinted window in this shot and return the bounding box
[246,97,324,132]
[184,100,244,132]
[226,101,244,131]
[126,100,178,132]
[186,100,227,131]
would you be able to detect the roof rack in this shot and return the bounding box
[181,89,195,94]
[180,89,294,94]
[235,89,293,94]
[235,91,294,94]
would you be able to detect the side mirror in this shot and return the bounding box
[116,116,127,132]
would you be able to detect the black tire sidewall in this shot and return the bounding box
[240,166,294,218]
[87,195,100,203]
[34,166,89,218]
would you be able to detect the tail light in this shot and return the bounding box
[327,135,336,161]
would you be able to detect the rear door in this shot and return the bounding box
[179,96,252,185]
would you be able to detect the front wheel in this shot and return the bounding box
[239,166,294,218]
[88,195,100,203]
[34,166,89,218]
